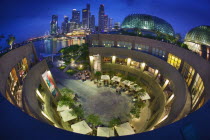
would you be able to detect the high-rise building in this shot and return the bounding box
[90,15,95,31]
[114,22,121,31]
[108,18,113,31]
[61,16,69,34]
[98,4,105,32]
[82,9,89,29]
[50,15,58,35]
[71,9,80,24]
[82,4,91,29]
[104,15,109,32]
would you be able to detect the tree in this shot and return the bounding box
[181,43,189,50]
[59,88,73,96]
[108,118,121,127]
[58,95,75,107]
[86,114,102,127]
[94,71,101,81]
[6,35,15,50]
[72,106,84,118]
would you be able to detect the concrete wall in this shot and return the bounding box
[89,47,191,127]
[0,43,38,97]
[22,59,60,124]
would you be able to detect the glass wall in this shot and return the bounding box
[181,62,195,86]
[135,44,149,52]
[92,40,99,47]
[167,53,181,70]
[152,48,166,58]
[103,57,112,63]
[191,74,204,108]
[102,40,114,47]
[116,58,126,65]
[117,41,132,49]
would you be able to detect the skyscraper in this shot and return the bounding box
[71,9,80,24]
[104,15,109,32]
[108,18,113,31]
[98,4,105,32]
[90,15,95,31]
[82,4,91,29]
[50,15,58,35]
[82,9,89,29]
[61,16,69,34]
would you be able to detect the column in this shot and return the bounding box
[112,56,116,64]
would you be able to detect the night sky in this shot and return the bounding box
[0,0,210,43]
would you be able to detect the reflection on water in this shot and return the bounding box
[34,38,85,58]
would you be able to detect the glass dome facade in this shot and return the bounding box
[185,25,210,46]
[121,14,175,36]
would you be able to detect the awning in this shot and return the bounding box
[97,127,115,137]
[101,75,110,80]
[115,122,135,136]
[57,104,70,112]
[59,109,77,122]
[139,92,151,100]
[71,120,93,134]
[111,76,121,82]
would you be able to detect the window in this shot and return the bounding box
[191,74,204,108]
[117,41,132,49]
[135,44,149,52]
[152,48,166,58]
[103,57,112,63]
[102,40,114,47]
[167,53,181,70]
[181,62,195,86]
[92,40,98,47]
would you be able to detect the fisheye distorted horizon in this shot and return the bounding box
[0,0,210,42]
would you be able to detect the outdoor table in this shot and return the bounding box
[115,122,135,136]
[139,92,151,100]
[97,127,115,137]
[59,109,77,122]
[71,120,93,134]
[57,104,70,112]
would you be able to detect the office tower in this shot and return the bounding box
[98,4,105,32]
[82,4,91,29]
[50,15,58,35]
[61,16,69,34]
[82,9,89,29]
[90,15,95,31]
[114,22,121,31]
[108,18,113,31]
[104,15,109,32]
[71,9,80,24]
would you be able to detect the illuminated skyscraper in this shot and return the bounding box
[50,15,58,35]
[90,15,95,31]
[108,18,113,31]
[82,4,91,29]
[61,16,69,34]
[104,15,109,32]
[98,4,105,32]
[71,9,80,24]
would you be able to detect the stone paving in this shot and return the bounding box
[50,64,151,131]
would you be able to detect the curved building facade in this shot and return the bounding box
[88,34,210,128]
[0,34,210,138]
[121,14,175,36]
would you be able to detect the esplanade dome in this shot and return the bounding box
[121,14,175,36]
[185,25,210,46]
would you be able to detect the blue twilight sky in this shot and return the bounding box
[0,0,210,43]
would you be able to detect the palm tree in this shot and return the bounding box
[6,35,15,50]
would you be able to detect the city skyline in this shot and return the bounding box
[0,0,210,42]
